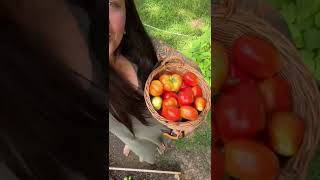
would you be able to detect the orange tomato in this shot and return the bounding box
[180,106,198,121]
[225,140,279,180]
[162,97,178,108]
[268,112,305,156]
[149,80,163,96]
[159,73,182,92]
[195,97,206,111]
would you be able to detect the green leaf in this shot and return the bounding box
[303,28,320,50]
[281,2,297,24]
[315,12,320,28]
[315,50,320,80]
[300,49,316,73]
[296,15,314,32]
[288,23,305,48]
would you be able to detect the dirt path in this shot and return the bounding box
[108,133,211,180]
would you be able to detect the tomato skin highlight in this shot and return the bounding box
[149,80,163,96]
[233,35,281,79]
[215,82,266,143]
[162,91,178,100]
[191,86,203,97]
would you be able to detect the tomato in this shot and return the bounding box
[222,63,255,92]
[182,72,198,86]
[268,112,305,156]
[161,106,181,122]
[162,97,178,108]
[151,96,162,110]
[214,82,266,142]
[233,35,281,79]
[212,148,225,180]
[180,81,190,90]
[258,76,292,112]
[225,140,279,180]
[178,87,194,106]
[212,41,230,93]
[195,97,206,111]
[191,86,202,97]
[149,80,163,96]
[159,73,182,92]
[162,91,178,100]
[180,106,198,121]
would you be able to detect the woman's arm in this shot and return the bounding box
[1,0,93,81]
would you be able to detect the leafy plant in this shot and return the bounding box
[267,0,320,80]
[181,25,211,85]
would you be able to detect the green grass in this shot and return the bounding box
[136,0,211,85]
[136,0,211,151]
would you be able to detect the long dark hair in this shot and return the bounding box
[0,6,107,180]
[108,0,158,133]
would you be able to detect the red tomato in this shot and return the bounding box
[159,73,182,92]
[225,140,279,180]
[258,76,292,112]
[178,87,194,106]
[212,148,225,180]
[195,97,206,111]
[191,86,203,97]
[161,106,181,122]
[180,106,198,121]
[162,91,178,100]
[183,72,198,86]
[233,35,281,79]
[268,112,305,156]
[162,97,178,108]
[215,82,266,142]
[213,41,230,93]
[222,63,255,93]
[149,80,163,96]
[180,81,190,90]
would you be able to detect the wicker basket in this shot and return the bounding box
[213,0,320,179]
[144,56,211,140]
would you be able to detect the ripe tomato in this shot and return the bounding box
[195,97,206,111]
[161,106,181,122]
[213,41,230,93]
[180,81,190,90]
[268,112,305,156]
[215,82,266,142]
[159,73,182,92]
[212,148,225,180]
[162,97,178,108]
[183,72,198,86]
[149,80,163,96]
[151,96,162,110]
[178,87,194,106]
[180,106,198,121]
[162,91,178,100]
[191,86,202,97]
[225,140,279,180]
[233,35,281,79]
[258,76,292,112]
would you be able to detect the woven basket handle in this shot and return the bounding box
[162,130,185,140]
[160,55,186,67]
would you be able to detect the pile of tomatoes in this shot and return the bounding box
[213,35,305,180]
[149,71,207,122]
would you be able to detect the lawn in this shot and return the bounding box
[135,0,211,151]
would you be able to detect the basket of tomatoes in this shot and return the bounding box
[144,56,211,140]
[213,1,320,180]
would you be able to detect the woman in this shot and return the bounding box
[0,0,107,179]
[109,0,199,164]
